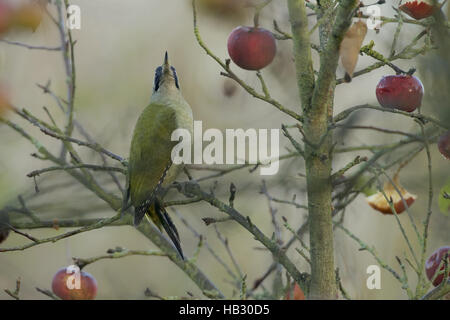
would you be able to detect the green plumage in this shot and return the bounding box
[129,103,179,206]
[128,53,193,259]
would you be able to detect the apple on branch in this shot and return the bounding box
[227,26,277,71]
[426,246,450,287]
[52,267,98,300]
[376,75,424,113]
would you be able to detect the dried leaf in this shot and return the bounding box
[340,20,368,82]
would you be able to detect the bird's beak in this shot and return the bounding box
[163,51,170,74]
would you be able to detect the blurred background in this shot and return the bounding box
[0,0,448,299]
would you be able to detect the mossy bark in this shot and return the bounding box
[287,0,359,299]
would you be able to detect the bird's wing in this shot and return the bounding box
[133,162,171,226]
[129,103,179,216]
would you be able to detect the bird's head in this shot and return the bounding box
[153,52,180,94]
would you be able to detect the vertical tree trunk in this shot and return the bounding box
[288,0,359,299]
[307,0,338,301]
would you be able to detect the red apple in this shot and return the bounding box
[399,1,434,20]
[285,283,306,300]
[438,131,450,160]
[0,0,13,35]
[425,246,450,287]
[227,26,277,70]
[52,267,98,300]
[376,75,424,112]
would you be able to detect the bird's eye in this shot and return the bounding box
[154,66,163,91]
[171,66,180,89]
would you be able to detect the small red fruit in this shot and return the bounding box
[52,267,98,300]
[376,75,424,112]
[425,246,450,287]
[399,1,434,20]
[438,131,450,160]
[227,26,276,70]
[285,283,306,300]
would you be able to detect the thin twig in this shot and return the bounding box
[0,39,62,51]
[0,211,123,252]
[27,164,126,178]
[214,225,243,279]
[415,120,434,298]
[335,223,405,286]
[74,248,167,269]
[4,278,21,300]
[172,208,240,284]
[192,0,303,122]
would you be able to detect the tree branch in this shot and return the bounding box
[176,181,311,293]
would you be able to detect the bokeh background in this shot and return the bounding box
[0,0,449,299]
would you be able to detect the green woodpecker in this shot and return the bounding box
[128,52,193,259]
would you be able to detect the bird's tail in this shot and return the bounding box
[146,200,184,260]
